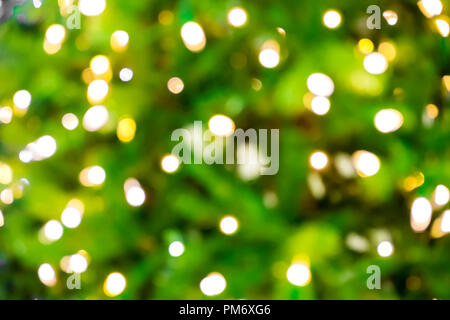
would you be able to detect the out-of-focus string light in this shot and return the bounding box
[90,55,110,75]
[310,96,330,115]
[45,24,66,45]
[69,254,88,273]
[433,185,449,206]
[167,77,184,94]
[307,73,334,97]
[79,165,106,186]
[358,38,374,54]
[117,118,136,143]
[442,75,450,91]
[383,10,398,25]
[87,80,109,104]
[104,272,126,297]
[323,9,342,29]
[227,7,247,27]
[20,135,57,162]
[309,151,328,170]
[374,109,403,133]
[181,22,206,52]
[377,240,393,257]
[0,210,4,227]
[335,153,357,178]
[277,27,286,36]
[403,172,425,192]
[38,263,56,286]
[61,199,84,229]
[110,30,129,52]
[168,241,185,257]
[161,154,180,173]
[258,40,280,69]
[13,90,32,110]
[119,68,133,82]
[219,216,239,235]
[61,207,82,229]
[62,113,79,130]
[208,114,235,137]
[43,220,63,241]
[0,163,13,185]
[0,188,13,205]
[418,0,443,18]
[0,106,13,123]
[352,150,380,177]
[83,105,109,132]
[124,178,146,207]
[441,210,450,233]
[200,272,226,296]
[425,104,439,119]
[79,0,106,16]
[286,262,311,286]
[435,18,449,37]
[410,197,432,232]
[364,52,388,74]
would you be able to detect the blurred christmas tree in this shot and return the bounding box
[0,0,449,299]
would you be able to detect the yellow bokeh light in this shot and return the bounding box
[442,75,450,91]
[117,118,136,143]
[403,172,425,192]
[158,10,174,26]
[378,42,396,61]
[358,38,374,55]
[425,104,439,119]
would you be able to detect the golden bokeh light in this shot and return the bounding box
[117,118,136,143]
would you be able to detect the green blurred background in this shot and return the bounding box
[0,0,449,299]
